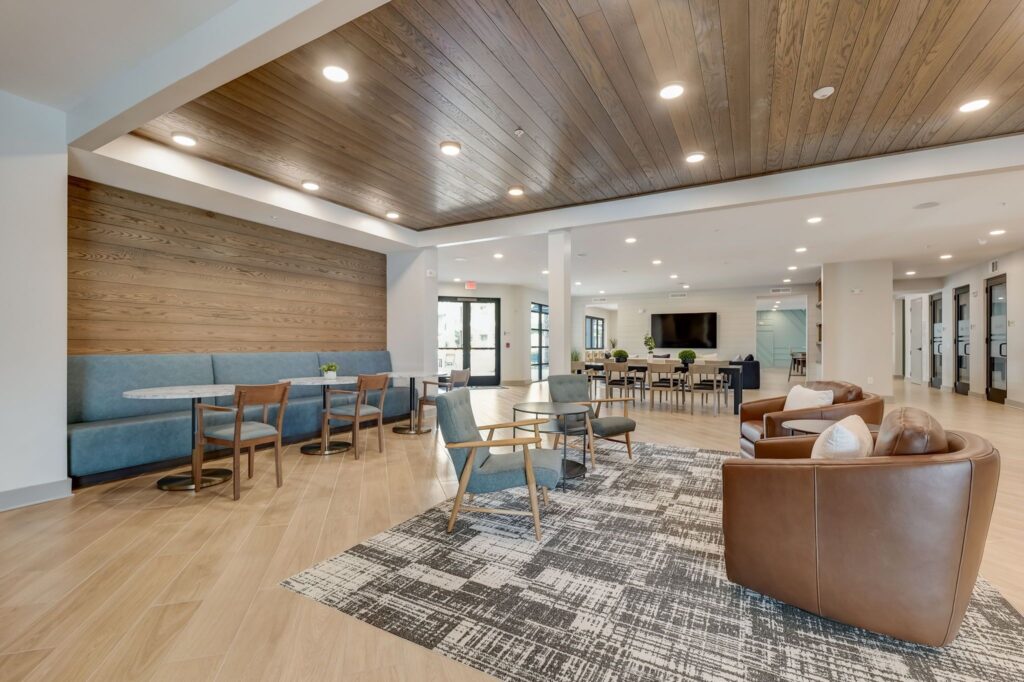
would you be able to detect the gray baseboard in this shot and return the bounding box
[1006,398,1024,410]
[0,478,72,512]
[969,390,985,399]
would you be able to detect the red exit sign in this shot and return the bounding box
[464,280,477,290]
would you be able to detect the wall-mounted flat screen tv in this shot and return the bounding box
[651,312,717,349]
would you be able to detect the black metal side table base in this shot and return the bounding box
[301,441,352,456]
[157,468,232,491]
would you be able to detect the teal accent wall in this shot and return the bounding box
[756,310,807,368]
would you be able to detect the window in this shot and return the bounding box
[531,302,549,381]
[585,316,605,350]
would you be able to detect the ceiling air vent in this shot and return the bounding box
[990,260,1000,274]
[590,297,608,303]
[668,292,687,299]
[769,287,793,294]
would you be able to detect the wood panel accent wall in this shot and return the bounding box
[68,177,386,354]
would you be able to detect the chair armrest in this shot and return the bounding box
[421,380,440,387]
[589,397,635,404]
[446,436,541,449]
[326,388,358,396]
[196,404,236,413]
[753,435,818,459]
[739,396,786,424]
[478,417,549,431]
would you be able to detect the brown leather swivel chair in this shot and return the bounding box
[723,408,1000,647]
[739,381,884,456]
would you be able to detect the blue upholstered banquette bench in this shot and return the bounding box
[67,351,414,485]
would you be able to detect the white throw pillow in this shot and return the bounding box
[733,354,743,362]
[811,415,873,460]
[783,384,834,411]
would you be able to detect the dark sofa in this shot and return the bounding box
[729,358,761,389]
[67,351,413,485]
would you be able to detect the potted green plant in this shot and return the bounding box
[320,362,338,379]
[570,348,581,362]
[643,333,656,355]
[610,338,618,349]
[678,349,696,364]
[613,349,629,363]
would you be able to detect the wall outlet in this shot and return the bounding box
[866,376,874,385]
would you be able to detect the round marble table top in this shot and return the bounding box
[390,372,440,381]
[123,384,236,400]
[512,401,589,417]
[279,375,359,386]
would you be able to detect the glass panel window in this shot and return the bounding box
[531,302,549,382]
[585,315,605,349]
[437,297,500,384]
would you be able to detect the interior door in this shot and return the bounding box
[954,285,970,396]
[437,296,501,386]
[910,298,923,383]
[929,293,942,389]
[986,275,1007,404]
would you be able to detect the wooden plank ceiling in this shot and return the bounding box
[134,0,1024,230]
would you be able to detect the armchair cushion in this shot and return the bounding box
[783,384,834,411]
[329,404,381,418]
[811,415,873,460]
[470,448,562,494]
[873,407,948,456]
[740,420,765,443]
[204,421,278,442]
[590,416,636,437]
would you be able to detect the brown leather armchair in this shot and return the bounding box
[739,381,884,456]
[723,408,1000,646]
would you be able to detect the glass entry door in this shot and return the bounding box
[531,302,549,381]
[954,285,970,396]
[929,293,942,389]
[986,275,1007,404]
[437,297,500,386]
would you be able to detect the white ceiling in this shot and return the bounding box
[0,0,238,110]
[437,167,1024,297]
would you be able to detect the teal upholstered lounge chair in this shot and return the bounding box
[548,374,637,464]
[435,389,563,540]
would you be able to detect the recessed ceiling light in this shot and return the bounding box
[440,141,462,156]
[574,281,582,286]
[959,99,990,113]
[783,278,791,283]
[652,259,662,265]
[812,85,836,100]
[454,257,467,262]
[669,274,679,279]
[493,253,503,259]
[385,211,400,220]
[599,290,606,294]
[787,266,798,271]
[171,133,196,147]
[795,246,807,253]
[541,269,549,275]
[301,180,319,191]
[453,277,461,282]
[625,237,637,244]
[990,229,1006,236]
[940,254,953,260]
[775,301,781,304]
[806,216,823,224]
[507,185,525,197]
[322,65,350,83]
[682,284,690,289]
[685,152,705,163]
[905,271,917,276]
[659,83,684,100]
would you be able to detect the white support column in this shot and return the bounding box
[547,231,573,376]
[387,247,438,374]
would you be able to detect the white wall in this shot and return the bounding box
[940,250,1023,405]
[821,260,894,397]
[437,282,546,384]
[571,284,816,359]
[387,248,438,373]
[0,90,70,509]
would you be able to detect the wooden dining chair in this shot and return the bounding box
[649,361,683,408]
[323,373,390,458]
[418,368,470,430]
[687,364,723,416]
[197,382,290,500]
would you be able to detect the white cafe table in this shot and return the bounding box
[278,375,358,456]
[389,372,440,435]
[123,384,236,491]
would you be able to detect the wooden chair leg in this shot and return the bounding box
[552,433,561,449]
[540,486,549,506]
[523,448,542,541]
[625,432,634,460]
[417,399,426,431]
[586,418,596,468]
[448,449,476,533]
[248,446,255,478]
[377,416,384,452]
[191,443,203,491]
[274,439,283,487]
[352,420,360,459]
[321,413,330,452]
[232,444,241,500]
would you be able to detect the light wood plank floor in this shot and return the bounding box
[1,369,1021,681]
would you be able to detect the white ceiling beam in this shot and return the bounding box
[71,136,419,253]
[421,134,1024,246]
[67,0,387,149]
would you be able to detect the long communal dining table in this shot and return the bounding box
[583,362,743,415]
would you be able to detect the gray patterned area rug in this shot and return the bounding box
[282,442,1024,681]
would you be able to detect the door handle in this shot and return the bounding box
[1000,342,1007,357]
[964,343,970,356]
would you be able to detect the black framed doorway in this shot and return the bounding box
[986,275,1007,404]
[437,296,501,386]
[954,285,970,396]
[929,292,942,389]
